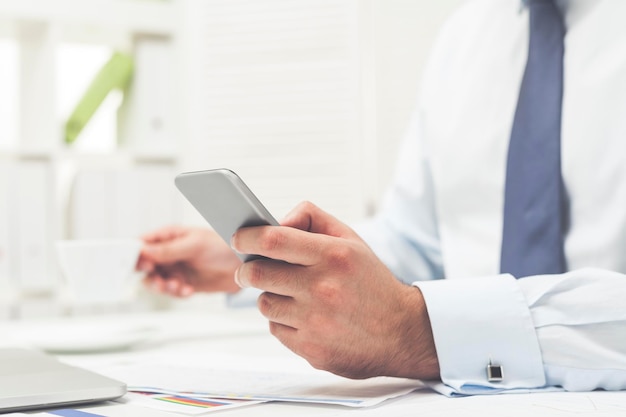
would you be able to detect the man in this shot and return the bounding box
[138,0,626,395]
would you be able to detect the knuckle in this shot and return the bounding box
[311,280,341,305]
[245,261,264,287]
[326,244,357,273]
[259,228,285,253]
[298,200,317,212]
[257,292,273,317]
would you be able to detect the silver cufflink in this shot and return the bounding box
[487,359,503,382]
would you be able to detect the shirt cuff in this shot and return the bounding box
[414,274,546,395]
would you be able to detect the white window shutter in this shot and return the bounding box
[179,0,367,223]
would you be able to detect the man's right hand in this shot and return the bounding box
[137,226,242,297]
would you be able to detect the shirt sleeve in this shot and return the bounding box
[414,268,626,396]
[517,268,626,392]
[354,104,444,285]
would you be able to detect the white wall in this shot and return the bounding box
[179,0,366,225]
[368,0,465,205]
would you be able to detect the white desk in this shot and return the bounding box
[2,308,625,416]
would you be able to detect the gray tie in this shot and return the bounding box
[500,0,566,277]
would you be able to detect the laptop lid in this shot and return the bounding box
[0,348,126,413]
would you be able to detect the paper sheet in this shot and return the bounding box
[102,360,425,408]
[320,390,626,417]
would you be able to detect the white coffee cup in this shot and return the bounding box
[55,239,142,306]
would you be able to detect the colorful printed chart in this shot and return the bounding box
[124,391,262,415]
[155,395,232,408]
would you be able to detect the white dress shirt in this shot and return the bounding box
[357,0,626,395]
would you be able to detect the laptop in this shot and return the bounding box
[0,348,126,413]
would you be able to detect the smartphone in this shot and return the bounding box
[174,168,279,262]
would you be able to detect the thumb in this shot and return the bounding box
[141,236,196,265]
[280,201,360,240]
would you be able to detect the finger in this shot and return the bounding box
[268,321,300,356]
[141,235,197,265]
[142,273,157,288]
[280,201,360,240]
[141,225,186,244]
[235,259,308,296]
[165,276,182,295]
[145,273,193,298]
[143,266,170,283]
[143,273,167,293]
[178,283,195,297]
[257,291,299,328]
[232,225,337,265]
[165,275,195,297]
[136,255,155,272]
[141,264,171,284]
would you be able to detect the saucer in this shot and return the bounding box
[17,321,157,353]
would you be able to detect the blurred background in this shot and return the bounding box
[0,0,463,319]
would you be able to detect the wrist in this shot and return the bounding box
[387,284,440,380]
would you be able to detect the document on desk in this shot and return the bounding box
[321,390,626,417]
[100,355,425,408]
